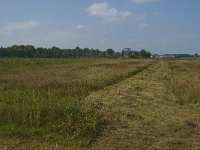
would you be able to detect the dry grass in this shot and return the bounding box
[169,59,200,105]
[2,59,200,149]
[85,60,200,149]
[0,58,151,143]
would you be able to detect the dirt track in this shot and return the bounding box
[87,60,200,150]
[1,60,200,149]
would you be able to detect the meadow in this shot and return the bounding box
[1,58,200,149]
[0,58,151,142]
[169,59,200,105]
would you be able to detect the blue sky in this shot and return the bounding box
[0,0,200,54]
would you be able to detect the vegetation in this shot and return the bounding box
[0,45,152,59]
[169,60,200,105]
[173,54,199,58]
[0,58,151,143]
[1,59,200,149]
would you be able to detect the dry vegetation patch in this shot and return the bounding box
[85,60,200,149]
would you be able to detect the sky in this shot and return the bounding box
[0,0,200,54]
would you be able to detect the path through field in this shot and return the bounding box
[87,60,200,149]
[1,60,200,149]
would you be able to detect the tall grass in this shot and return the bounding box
[0,58,151,141]
[169,60,200,105]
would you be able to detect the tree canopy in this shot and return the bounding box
[0,45,152,59]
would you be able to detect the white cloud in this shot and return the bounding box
[137,23,149,28]
[87,2,133,21]
[130,0,160,4]
[0,20,41,37]
[75,24,87,30]
[0,20,84,48]
[4,20,40,31]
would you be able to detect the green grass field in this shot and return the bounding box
[0,58,151,143]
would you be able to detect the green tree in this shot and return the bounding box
[105,49,115,58]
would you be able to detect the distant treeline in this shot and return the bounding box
[173,54,199,58]
[0,45,151,58]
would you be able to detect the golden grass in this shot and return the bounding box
[0,58,151,141]
[169,59,200,104]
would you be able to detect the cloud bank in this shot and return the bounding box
[87,2,133,21]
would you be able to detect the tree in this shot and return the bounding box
[194,53,199,57]
[139,49,151,58]
[0,45,152,59]
[105,49,115,58]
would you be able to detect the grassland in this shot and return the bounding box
[2,58,200,149]
[0,58,151,144]
[169,59,200,105]
[85,60,200,149]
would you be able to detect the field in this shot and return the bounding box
[169,60,200,104]
[0,58,151,145]
[1,58,200,149]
